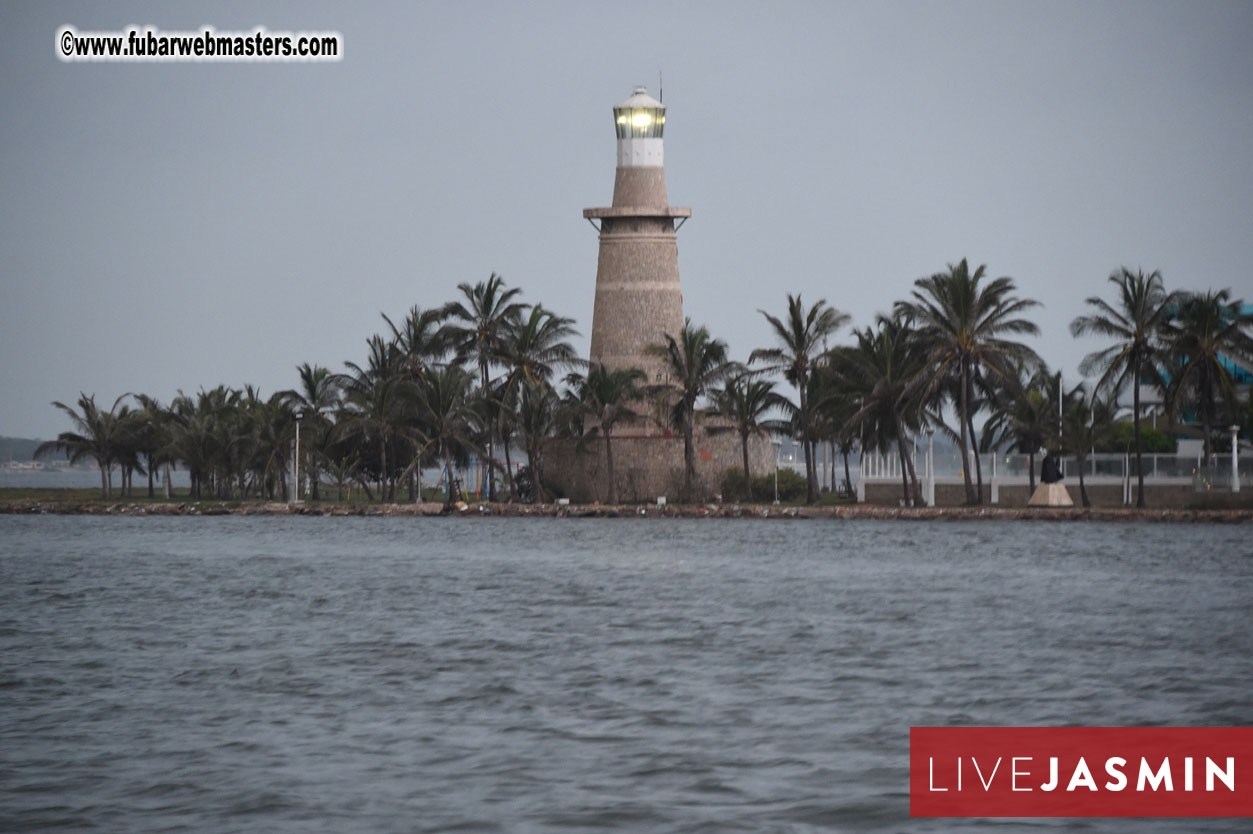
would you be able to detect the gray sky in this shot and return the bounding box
[3,1,1251,438]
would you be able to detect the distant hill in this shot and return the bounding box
[0,436,66,462]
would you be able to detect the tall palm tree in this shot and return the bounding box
[818,381,863,497]
[896,258,1041,504]
[705,375,786,501]
[565,364,646,505]
[750,294,850,504]
[282,363,340,500]
[383,304,454,382]
[1070,268,1179,507]
[1160,289,1253,459]
[515,379,563,504]
[414,366,482,506]
[829,315,930,505]
[35,393,130,498]
[341,333,403,391]
[647,319,738,501]
[448,273,527,500]
[497,304,581,499]
[131,393,175,498]
[981,364,1054,494]
[336,375,422,501]
[1058,383,1116,508]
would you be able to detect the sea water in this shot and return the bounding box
[1,516,1249,832]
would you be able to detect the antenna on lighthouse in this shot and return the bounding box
[659,70,663,103]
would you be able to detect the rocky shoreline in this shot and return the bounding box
[1,498,1250,522]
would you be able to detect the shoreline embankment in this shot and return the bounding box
[1,498,1250,522]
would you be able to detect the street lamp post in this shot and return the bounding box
[292,410,305,503]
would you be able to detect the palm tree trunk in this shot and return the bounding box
[379,436,389,503]
[683,415,696,502]
[905,443,921,505]
[1027,451,1036,494]
[828,440,836,493]
[1078,456,1090,507]
[531,440,547,504]
[163,463,172,499]
[503,435,514,502]
[100,460,110,498]
[958,360,976,504]
[147,456,155,498]
[741,432,752,502]
[481,360,496,501]
[799,383,817,504]
[842,447,853,497]
[897,434,912,506]
[604,431,617,505]
[1133,360,1145,508]
[966,408,984,505]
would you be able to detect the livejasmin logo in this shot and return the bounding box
[910,727,1253,818]
[928,752,1234,793]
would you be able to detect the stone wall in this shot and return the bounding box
[588,224,683,385]
[543,424,774,504]
[611,166,668,208]
[864,479,1197,508]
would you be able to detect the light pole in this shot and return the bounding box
[772,438,782,504]
[292,410,305,503]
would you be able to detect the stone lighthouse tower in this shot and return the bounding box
[545,86,772,503]
[584,87,690,385]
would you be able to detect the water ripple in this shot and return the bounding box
[0,516,1249,832]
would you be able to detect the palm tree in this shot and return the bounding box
[647,319,738,501]
[829,315,930,505]
[565,364,646,504]
[497,304,581,499]
[819,384,862,497]
[750,294,850,503]
[515,379,563,503]
[35,393,130,498]
[896,259,1041,504]
[132,393,175,498]
[383,304,454,382]
[341,333,403,390]
[281,363,340,500]
[1070,268,1179,507]
[981,365,1054,494]
[705,375,786,501]
[1058,383,1116,508]
[1160,289,1253,459]
[414,366,483,505]
[336,375,422,501]
[448,273,527,500]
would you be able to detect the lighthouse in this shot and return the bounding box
[546,86,772,503]
[584,86,690,385]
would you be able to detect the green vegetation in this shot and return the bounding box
[1096,422,1177,454]
[720,466,807,503]
[30,265,1251,507]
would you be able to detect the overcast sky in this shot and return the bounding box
[3,1,1251,438]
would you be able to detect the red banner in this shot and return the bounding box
[910,727,1253,817]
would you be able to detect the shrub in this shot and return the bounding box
[1096,422,1177,454]
[721,466,806,502]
